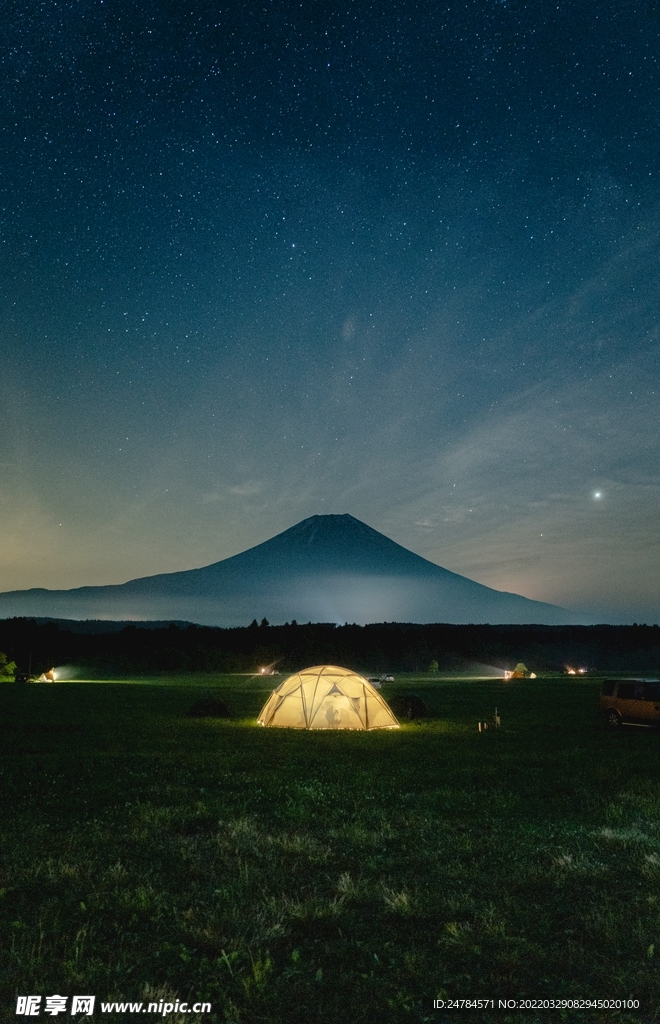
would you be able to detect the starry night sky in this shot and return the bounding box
[1,0,658,623]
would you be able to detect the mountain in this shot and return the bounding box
[0,514,581,625]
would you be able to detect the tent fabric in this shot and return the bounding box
[257,664,400,730]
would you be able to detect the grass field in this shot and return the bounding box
[2,673,660,1023]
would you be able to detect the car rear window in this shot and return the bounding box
[601,680,616,696]
[644,683,660,701]
[617,682,636,700]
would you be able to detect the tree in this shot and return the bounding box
[0,651,17,678]
[428,660,439,673]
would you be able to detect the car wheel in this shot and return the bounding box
[606,709,621,729]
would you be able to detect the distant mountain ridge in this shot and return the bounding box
[0,513,582,625]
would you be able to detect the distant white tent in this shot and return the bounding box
[257,664,400,730]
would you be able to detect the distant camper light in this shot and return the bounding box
[257,665,400,730]
[504,663,535,680]
[38,668,56,682]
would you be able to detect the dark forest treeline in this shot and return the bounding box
[1,617,660,676]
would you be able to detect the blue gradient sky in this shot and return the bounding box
[1,1,658,622]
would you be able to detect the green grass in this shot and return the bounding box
[1,674,660,1023]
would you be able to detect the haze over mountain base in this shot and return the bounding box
[0,514,587,626]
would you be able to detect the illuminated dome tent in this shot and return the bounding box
[257,665,400,730]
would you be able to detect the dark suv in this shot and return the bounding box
[599,678,660,728]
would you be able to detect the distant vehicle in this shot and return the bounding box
[599,678,660,728]
[14,672,31,683]
[366,675,394,689]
